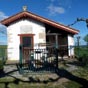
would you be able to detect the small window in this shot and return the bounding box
[22,36,32,47]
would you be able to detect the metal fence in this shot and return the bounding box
[18,47,58,74]
[0,45,88,74]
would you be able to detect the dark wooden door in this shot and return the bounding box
[21,36,33,62]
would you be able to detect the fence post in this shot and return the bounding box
[20,44,23,64]
[77,36,80,57]
[19,44,23,74]
[55,48,58,69]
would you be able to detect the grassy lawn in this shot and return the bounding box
[71,66,88,80]
[63,81,82,88]
[0,45,88,88]
[63,66,88,88]
[0,63,88,88]
[0,77,64,88]
[75,46,88,57]
[1,83,64,88]
[0,45,7,59]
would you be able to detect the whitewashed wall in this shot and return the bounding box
[7,19,46,61]
[68,35,74,57]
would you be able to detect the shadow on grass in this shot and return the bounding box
[0,69,5,78]
[66,60,83,66]
[56,69,88,88]
[0,66,88,88]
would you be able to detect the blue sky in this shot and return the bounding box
[0,0,88,45]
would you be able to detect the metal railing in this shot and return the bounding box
[1,45,88,73]
[18,47,58,74]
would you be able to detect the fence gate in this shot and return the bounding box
[18,46,58,74]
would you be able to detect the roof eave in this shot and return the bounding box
[0,11,79,35]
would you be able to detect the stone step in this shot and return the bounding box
[4,65,17,73]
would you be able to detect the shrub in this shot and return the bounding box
[0,60,4,70]
[78,54,88,66]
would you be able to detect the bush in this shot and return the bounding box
[0,60,4,70]
[77,54,88,66]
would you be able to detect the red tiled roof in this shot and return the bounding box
[0,11,79,34]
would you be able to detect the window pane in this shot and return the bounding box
[23,37,32,47]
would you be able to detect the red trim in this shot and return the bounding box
[0,11,79,34]
[18,34,35,36]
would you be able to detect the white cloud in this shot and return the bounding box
[0,11,8,44]
[0,11,8,34]
[47,0,72,15]
[0,11,8,20]
[47,4,65,15]
[0,24,7,44]
[0,11,7,36]
[0,24,7,35]
[58,0,72,9]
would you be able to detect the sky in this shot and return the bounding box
[0,0,88,45]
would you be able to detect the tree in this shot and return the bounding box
[83,34,88,46]
[68,18,88,28]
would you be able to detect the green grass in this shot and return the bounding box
[0,46,88,88]
[0,67,88,88]
[74,46,88,66]
[7,83,64,88]
[0,45,7,62]
[0,83,5,88]
[64,81,82,88]
[0,66,88,88]
[0,45,7,48]
[0,61,3,69]
[62,66,88,88]
[0,77,64,88]
[71,66,88,80]
[0,77,14,82]
[75,46,88,57]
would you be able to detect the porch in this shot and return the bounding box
[45,24,69,57]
